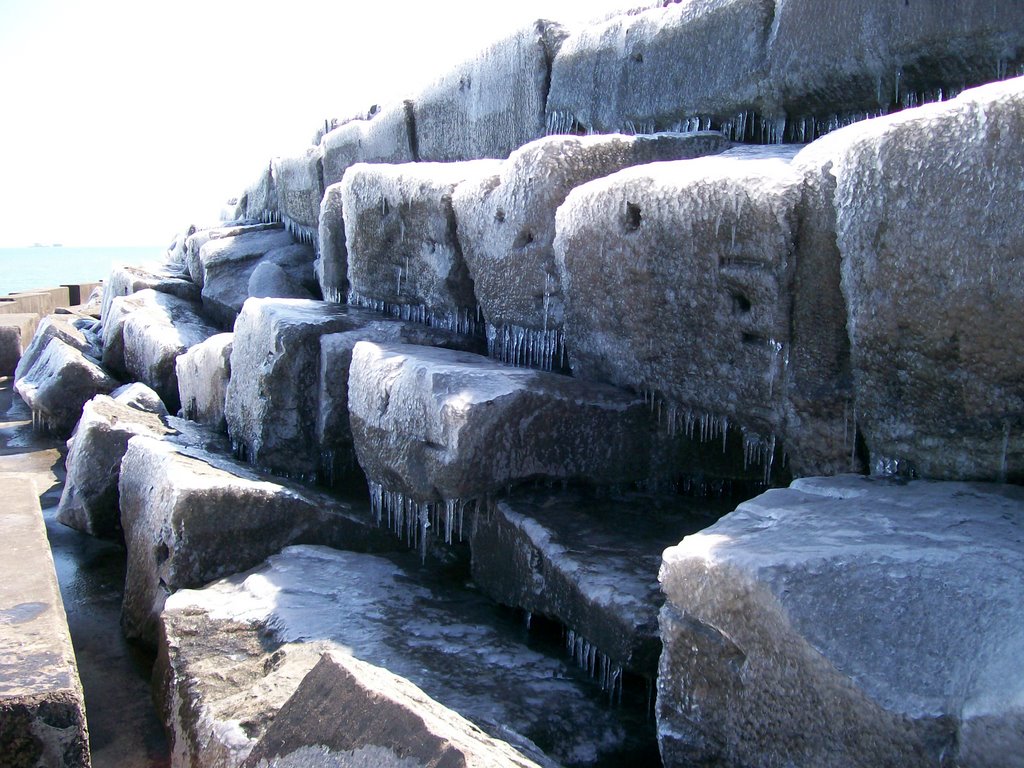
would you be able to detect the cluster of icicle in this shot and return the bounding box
[486,323,565,372]
[31,408,56,435]
[347,290,482,336]
[369,481,475,561]
[565,628,624,704]
[281,216,318,250]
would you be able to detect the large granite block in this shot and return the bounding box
[100,263,199,322]
[658,475,1024,768]
[272,147,324,246]
[176,333,232,428]
[320,102,415,188]
[413,21,568,162]
[184,221,285,287]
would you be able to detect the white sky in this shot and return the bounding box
[0,0,638,247]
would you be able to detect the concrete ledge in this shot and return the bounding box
[0,475,90,767]
[0,314,39,376]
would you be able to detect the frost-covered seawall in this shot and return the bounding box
[6,1,1024,767]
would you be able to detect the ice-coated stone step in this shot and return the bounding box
[469,488,727,681]
[157,544,656,767]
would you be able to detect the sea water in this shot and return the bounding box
[0,246,163,296]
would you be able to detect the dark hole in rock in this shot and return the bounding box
[625,203,642,232]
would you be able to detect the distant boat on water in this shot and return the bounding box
[29,242,63,248]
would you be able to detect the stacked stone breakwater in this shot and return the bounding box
[5,1,1024,766]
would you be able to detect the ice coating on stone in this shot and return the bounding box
[339,160,501,330]
[101,262,200,321]
[828,78,1024,481]
[241,163,280,225]
[164,544,634,766]
[316,183,348,303]
[112,381,169,416]
[412,20,569,162]
[554,146,801,472]
[14,314,97,383]
[347,342,664,505]
[451,132,730,370]
[176,332,232,429]
[184,222,286,287]
[320,102,416,188]
[547,1,773,135]
[658,475,1024,767]
[272,146,324,246]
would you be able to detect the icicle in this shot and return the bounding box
[999,420,1010,483]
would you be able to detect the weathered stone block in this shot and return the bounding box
[658,475,1024,768]
[272,147,324,245]
[315,182,348,303]
[341,160,501,330]
[15,315,98,383]
[320,102,415,188]
[119,436,392,646]
[413,21,568,162]
[452,132,729,369]
[829,78,1024,481]
[0,313,38,376]
[241,163,279,225]
[247,260,313,302]
[100,263,199,322]
[110,381,168,416]
[176,333,232,429]
[0,477,90,768]
[184,221,285,287]
[348,342,663,506]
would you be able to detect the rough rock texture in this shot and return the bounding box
[658,475,1024,768]
[272,147,324,245]
[470,489,726,679]
[157,545,644,767]
[110,381,168,416]
[15,315,99,383]
[119,436,393,646]
[320,102,416,188]
[176,332,233,429]
[14,336,119,437]
[318,321,484,486]
[315,183,349,303]
[242,164,280,225]
[547,0,774,136]
[247,261,313,301]
[56,395,175,538]
[766,0,1024,130]
[100,262,199,322]
[226,299,395,482]
[104,289,219,412]
[413,20,569,162]
[1,476,91,768]
[830,78,1024,481]
[452,132,729,368]
[555,146,801,473]
[242,652,543,768]
[348,342,664,505]
[340,160,502,329]
[197,229,314,327]
[0,314,38,376]
[184,222,286,287]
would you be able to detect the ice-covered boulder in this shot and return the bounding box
[196,229,314,327]
[546,1,774,137]
[241,652,544,768]
[452,132,730,369]
[555,146,802,479]
[56,394,174,538]
[14,335,119,437]
[317,321,484,487]
[246,260,313,301]
[348,342,666,513]
[658,475,1024,768]
[157,545,645,767]
[320,102,416,188]
[829,78,1024,481]
[225,299,386,481]
[103,289,219,412]
[100,262,199,322]
[15,315,99,382]
[340,160,502,330]
[470,489,725,680]
[184,221,286,287]
[0,313,38,376]
[315,182,348,303]
[241,163,279,224]
[175,332,232,429]
[412,20,568,162]
[272,146,323,246]
[119,436,393,646]
[110,381,168,416]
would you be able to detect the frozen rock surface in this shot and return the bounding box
[103,289,219,412]
[100,262,199,322]
[341,160,502,330]
[226,299,393,482]
[119,435,393,645]
[658,474,1024,768]
[197,230,314,326]
[413,20,568,162]
[158,544,648,767]
[547,0,774,136]
[56,395,174,539]
[17,315,100,382]
[14,335,118,437]
[555,146,801,471]
[111,381,169,416]
[241,164,280,225]
[184,222,286,287]
[176,332,233,429]
[247,260,313,301]
[272,147,324,245]
[348,342,664,507]
[0,476,90,768]
[320,102,415,188]
[0,314,37,376]
[452,132,729,368]
[241,652,544,768]
[315,183,349,303]
[831,78,1024,481]
[471,489,727,679]
[317,321,484,486]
